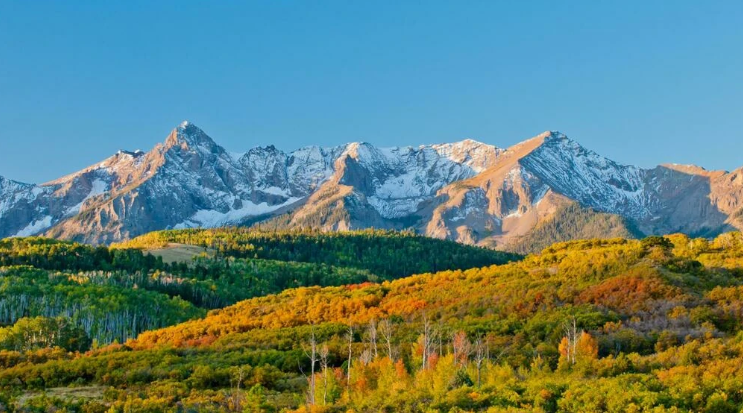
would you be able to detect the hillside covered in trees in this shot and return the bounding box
[0,230,515,359]
[2,231,743,411]
[505,203,641,254]
[117,228,520,279]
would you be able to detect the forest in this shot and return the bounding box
[116,228,520,279]
[2,230,743,411]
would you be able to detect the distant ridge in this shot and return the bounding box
[1,122,742,252]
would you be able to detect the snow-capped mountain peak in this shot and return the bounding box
[165,121,220,151]
[429,139,502,172]
[2,123,743,251]
[518,131,648,218]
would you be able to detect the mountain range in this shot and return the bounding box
[2,121,742,252]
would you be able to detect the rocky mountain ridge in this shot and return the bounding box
[1,122,741,251]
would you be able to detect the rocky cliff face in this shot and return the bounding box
[1,122,741,250]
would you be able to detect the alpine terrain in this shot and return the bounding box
[1,122,742,251]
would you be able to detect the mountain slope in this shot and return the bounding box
[1,123,742,251]
[504,202,640,254]
[413,132,741,247]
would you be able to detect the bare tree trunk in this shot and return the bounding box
[368,318,378,360]
[422,312,432,370]
[474,337,486,388]
[437,320,444,359]
[231,366,245,412]
[303,326,319,405]
[320,344,329,406]
[346,325,353,387]
[380,318,394,361]
[563,317,578,364]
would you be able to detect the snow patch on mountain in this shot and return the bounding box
[174,197,303,229]
[13,216,53,237]
[89,178,108,197]
[0,178,48,219]
[259,186,291,197]
[67,178,110,215]
[449,189,492,223]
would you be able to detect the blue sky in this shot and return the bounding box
[1,1,742,183]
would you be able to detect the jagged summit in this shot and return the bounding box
[165,121,218,149]
[430,138,492,149]
[117,149,145,157]
[546,130,568,139]
[0,175,31,189]
[2,123,743,250]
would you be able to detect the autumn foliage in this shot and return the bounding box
[3,231,743,411]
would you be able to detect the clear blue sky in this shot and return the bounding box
[1,1,742,184]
